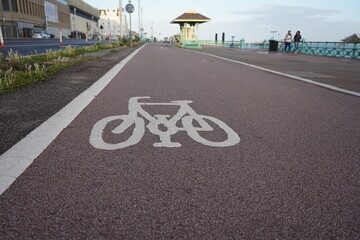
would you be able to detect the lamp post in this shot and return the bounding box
[125,0,135,47]
[2,17,6,39]
[270,30,277,40]
[74,8,77,39]
[151,21,154,41]
[230,35,235,48]
[119,0,122,38]
[138,0,140,36]
[91,16,94,34]
[140,7,144,40]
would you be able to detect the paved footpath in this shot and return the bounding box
[192,46,360,93]
[0,43,359,239]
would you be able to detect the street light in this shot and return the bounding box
[2,17,6,39]
[119,0,123,38]
[74,8,77,39]
[140,7,144,40]
[138,0,140,36]
[270,30,277,40]
[230,35,235,48]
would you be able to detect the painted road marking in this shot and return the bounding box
[1,44,64,48]
[187,50,360,97]
[90,97,240,149]
[283,71,334,78]
[0,44,147,195]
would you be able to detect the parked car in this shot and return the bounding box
[91,34,100,40]
[109,35,120,41]
[32,31,51,39]
[163,37,169,43]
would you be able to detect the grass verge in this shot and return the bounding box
[0,39,143,94]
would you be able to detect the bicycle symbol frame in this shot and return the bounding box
[90,97,240,150]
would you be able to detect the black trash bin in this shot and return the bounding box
[269,40,278,51]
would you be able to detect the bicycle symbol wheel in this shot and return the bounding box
[90,115,145,150]
[182,115,240,147]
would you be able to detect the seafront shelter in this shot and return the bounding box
[171,10,210,48]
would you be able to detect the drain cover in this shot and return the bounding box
[284,71,333,78]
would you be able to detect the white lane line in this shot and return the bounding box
[0,44,146,195]
[2,44,62,47]
[185,49,360,97]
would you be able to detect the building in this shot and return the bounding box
[99,7,129,38]
[67,0,99,39]
[0,0,71,38]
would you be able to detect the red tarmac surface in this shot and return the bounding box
[0,43,359,239]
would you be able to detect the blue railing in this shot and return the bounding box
[199,40,360,59]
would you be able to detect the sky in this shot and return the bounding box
[84,0,360,42]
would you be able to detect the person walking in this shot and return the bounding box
[284,30,292,52]
[294,31,302,53]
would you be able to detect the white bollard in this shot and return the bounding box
[59,28,63,45]
[0,27,4,47]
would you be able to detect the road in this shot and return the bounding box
[0,43,359,239]
[0,38,110,57]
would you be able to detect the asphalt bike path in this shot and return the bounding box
[0,43,359,239]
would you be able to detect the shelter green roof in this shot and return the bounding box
[171,10,211,24]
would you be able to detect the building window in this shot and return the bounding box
[41,4,44,17]
[26,0,29,14]
[24,0,27,14]
[18,0,22,13]
[27,0,31,14]
[2,0,10,11]
[11,0,17,12]
[28,1,31,15]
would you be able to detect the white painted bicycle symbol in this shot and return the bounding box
[90,97,240,149]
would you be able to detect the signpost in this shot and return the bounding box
[125,0,135,47]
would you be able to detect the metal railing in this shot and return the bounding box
[200,40,360,59]
[199,40,246,49]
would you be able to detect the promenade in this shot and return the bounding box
[191,46,360,93]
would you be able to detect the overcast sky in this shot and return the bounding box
[84,0,360,42]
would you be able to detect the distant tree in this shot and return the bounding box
[341,33,360,43]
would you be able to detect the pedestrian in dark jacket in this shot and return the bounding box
[294,31,302,52]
